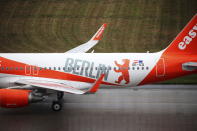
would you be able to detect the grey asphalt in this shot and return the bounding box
[0,85,197,131]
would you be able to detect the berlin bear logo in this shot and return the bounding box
[114,59,130,84]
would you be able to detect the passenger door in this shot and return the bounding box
[156,58,165,77]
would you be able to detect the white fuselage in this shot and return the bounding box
[0,52,162,89]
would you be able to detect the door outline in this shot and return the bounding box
[32,66,39,75]
[25,65,39,75]
[156,58,166,77]
[25,65,31,75]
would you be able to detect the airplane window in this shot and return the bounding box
[146,67,149,70]
[1,67,4,70]
[49,67,52,70]
[20,67,23,70]
[58,67,61,70]
[39,67,42,70]
[132,67,135,70]
[44,67,47,70]
[54,67,56,70]
[137,67,139,70]
[63,67,65,71]
[142,67,144,70]
[6,67,8,70]
[15,67,18,70]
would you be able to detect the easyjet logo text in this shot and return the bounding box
[178,23,197,50]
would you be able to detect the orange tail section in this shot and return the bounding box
[140,14,197,86]
[163,14,197,55]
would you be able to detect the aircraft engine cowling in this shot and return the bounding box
[0,89,43,108]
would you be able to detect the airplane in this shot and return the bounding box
[0,14,196,111]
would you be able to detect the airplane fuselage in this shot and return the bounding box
[0,52,195,89]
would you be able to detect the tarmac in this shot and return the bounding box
[0,85,197,131]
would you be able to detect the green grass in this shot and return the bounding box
[0,0,196,83]
[159,74,197,84]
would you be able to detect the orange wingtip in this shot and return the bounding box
[93,23,107,40]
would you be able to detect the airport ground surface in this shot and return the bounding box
[0,85,197,131]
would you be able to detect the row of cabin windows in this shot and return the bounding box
[0,66,149,71]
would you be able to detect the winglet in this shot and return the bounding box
[65,23,107,53]
[87,74,105,93]
[91,23,107,41]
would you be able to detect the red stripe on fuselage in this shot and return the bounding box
[0,57,118,86]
